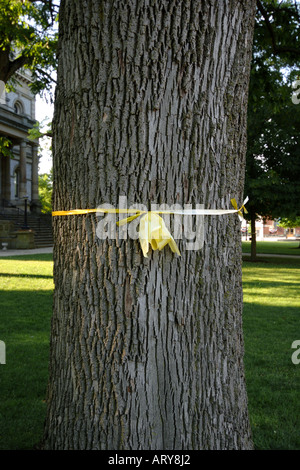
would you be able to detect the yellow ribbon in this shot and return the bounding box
[230,196,248,219]
[138,212,181,257]
[52,197,248,257]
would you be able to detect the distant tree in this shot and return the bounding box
[245,0,300,260]
[278,216,300,247]
[278,216,300,229]
[0,0,58,156]
[0,0,59,95]
[38,169,52,214]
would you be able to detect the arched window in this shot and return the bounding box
[13,100,23,115]
[14,167,20,198]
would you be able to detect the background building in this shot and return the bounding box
[0,71,53,249]
[0,69,40,213]
[241,217,300,240]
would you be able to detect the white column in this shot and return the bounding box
[31,145,39,200]
[19,140,27,199]
[31,144,41,212]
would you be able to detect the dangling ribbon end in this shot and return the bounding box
[230,198,238,210]
[169,239,181,256]
[117,213,142,226]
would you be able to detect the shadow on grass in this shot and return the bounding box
[0,272,53,280]
[0,288,52,450]
[243,256,300,266]
[243,279,299,289]
[0,338,50,450]
[1,288,53,335]
[0,254,53,262]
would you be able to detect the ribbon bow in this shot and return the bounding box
[116,211,180,257]
[230,196,249,220]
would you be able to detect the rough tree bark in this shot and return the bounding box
[43,0,256,450]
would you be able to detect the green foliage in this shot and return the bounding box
[255,0,300,66]
[245,0,300,222]
[38,169,52,214]
[0,2,57,165]
[278,216,300,228]
[28,118,52,140]
[0,136,13,158]
[0,0,59,96]
[245,70,300,219]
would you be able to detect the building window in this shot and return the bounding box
[14,168,20,198]
[13,100,23,115]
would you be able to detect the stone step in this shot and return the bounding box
[1,211,53,248]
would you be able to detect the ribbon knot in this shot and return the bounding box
[230,196,249,220]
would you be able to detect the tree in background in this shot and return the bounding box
[38,169,52,214]
[245,0,300,260]
[0,0,58,157]
[278,216,300,247]
[0,0,58,95]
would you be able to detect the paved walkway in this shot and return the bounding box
[0,247,299,259]
[242,253,300,259]
[0,247,53,257]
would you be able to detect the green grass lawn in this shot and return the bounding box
[0,252,299,449]
[242,257,300,450]
[242,240,300,256]
[0,254,53,450]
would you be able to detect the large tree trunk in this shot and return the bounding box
[43,0,256,450]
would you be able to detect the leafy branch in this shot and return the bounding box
[28,119,52,140]
[256,0,300,57]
